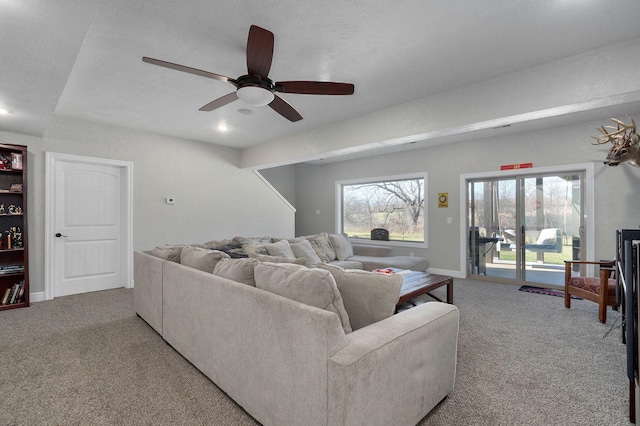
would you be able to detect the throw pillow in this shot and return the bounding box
[316,263,403,331]
[329,233,354,261]
[199,239,233,249]
[254,262,352,334]
[265,239,296,259]
[241,241,269,256]
[290,239,322,267]
[213,258,259,286]
[149,245,184,262]
[179,246,231,273]
[305,232,336,263]
[248,253,307,265]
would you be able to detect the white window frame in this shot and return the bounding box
[336,172,428,249]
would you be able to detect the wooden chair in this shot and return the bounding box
[564,260,618,323]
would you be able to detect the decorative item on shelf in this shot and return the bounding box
[8,205,22,215]
[9,183,22,192]
[0,154,10,170]
[5,230,12,250]
[10,153,22,170]
[0,204,4,214]
[10,227,23,248]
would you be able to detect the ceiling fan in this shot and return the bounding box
[142,25,355,122]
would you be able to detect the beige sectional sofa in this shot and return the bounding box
[134,243,458,426]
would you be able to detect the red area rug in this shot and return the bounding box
[518,285,582,300]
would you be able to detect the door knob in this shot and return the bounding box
[55,233,68,238]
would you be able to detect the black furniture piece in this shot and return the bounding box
[371,228,389,241]
[617,229,640,423]
[469,227,502,275]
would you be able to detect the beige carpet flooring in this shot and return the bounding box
[0,278,629,425]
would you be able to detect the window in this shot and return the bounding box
[338,173,426,244]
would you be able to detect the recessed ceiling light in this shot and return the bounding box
[237,108,253,115]
[0,108,9,115]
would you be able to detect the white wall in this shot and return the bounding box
[293,116,639,274]
[1,115,295,296]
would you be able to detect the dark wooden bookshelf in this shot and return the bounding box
[0,144,28,310]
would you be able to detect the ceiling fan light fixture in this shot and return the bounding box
[236,86,274,107]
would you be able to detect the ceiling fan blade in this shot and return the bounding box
[199,92,239,111]
[275,81,354,95]
[268,94,303,122]
[246,25,274,77]
[142,57,236,85]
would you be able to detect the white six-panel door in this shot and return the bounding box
[45,153,132,299]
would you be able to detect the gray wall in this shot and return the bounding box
[292,117,639,274]
[1,115,295,297]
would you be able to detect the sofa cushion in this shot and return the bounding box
[254,262,352,334]
[265,239,296,259]
[347,255,428,272]
[213,257,260,286]
[180,246,231,273]
[290,239,322,267]
[149,245,184,262]
[327,260,364,269]
[305,232,337,262]
[316,263,403,330]
[248,253,307,265]
[329,233,354,261]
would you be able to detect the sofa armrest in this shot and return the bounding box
[328,302,459,425]
[352,243,393,257]
[133,251,165,334]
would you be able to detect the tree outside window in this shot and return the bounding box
[341,176,425,242]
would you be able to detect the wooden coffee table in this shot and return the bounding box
[395,270,454,306]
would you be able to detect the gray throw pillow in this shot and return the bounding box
[242,241,269,255]
[254,262,352,334]
[213,258,259,286]
[180,246,230,273]
[316,263,403,330]
[305,232,336,262]
[149,245,184,262]
[290,239,322,267]
[265,239,296,259]
[329,233,354,261]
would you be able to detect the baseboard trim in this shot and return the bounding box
[30,291,46,303]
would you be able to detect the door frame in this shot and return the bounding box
[44,152,133,301]
[459,163,594,279]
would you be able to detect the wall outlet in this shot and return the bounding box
[447,217,452,224]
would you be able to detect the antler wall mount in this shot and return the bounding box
[142,25,355,122]
[592,115,640,167]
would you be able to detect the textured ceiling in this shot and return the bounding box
[2,0,640,151]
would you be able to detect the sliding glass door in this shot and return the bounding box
[468,171,584,287]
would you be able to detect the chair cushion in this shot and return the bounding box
[568,277,616,296]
